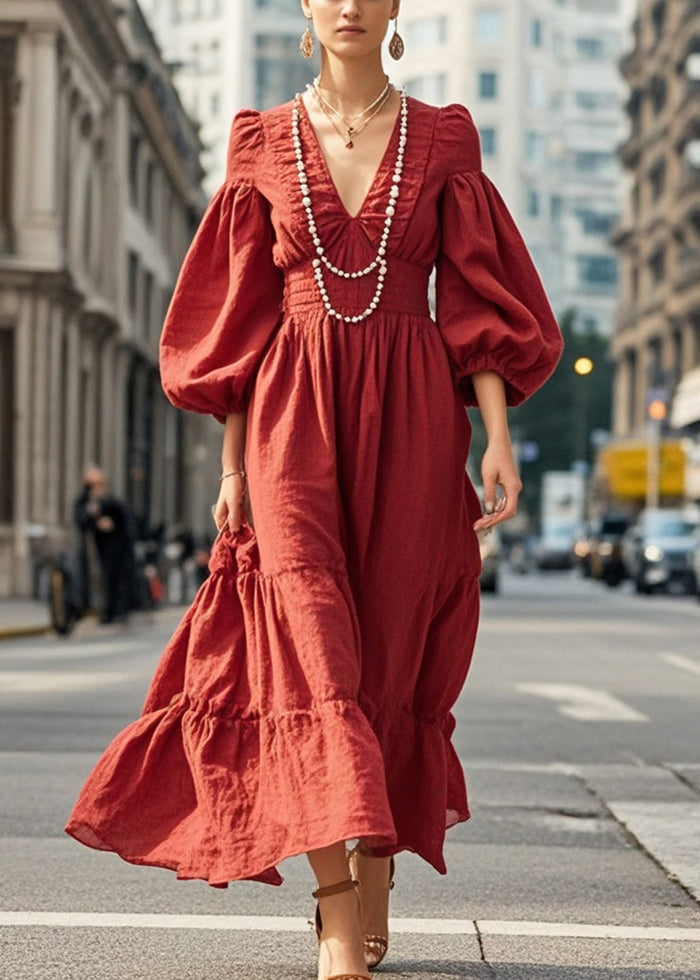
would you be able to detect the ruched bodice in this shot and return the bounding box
[66,97,562,889]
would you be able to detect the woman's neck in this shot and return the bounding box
[317,51,390,116]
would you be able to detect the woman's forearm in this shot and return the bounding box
[472,371,510,444]
[221,412,247,472]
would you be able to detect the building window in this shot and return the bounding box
[143,271,154,337]
[575,37,604,59]
[405,74,447,104]
[528,70,547,108]
[648,246,666,284]
[480,127,498,157]
[478,71,499,100]
[144,160,155,225]
[577,254,618,288]
[526,187,541,217]
[255,33,315,111]
[475,9,504,44]
[530,18,543,48]
[575,208,617,236]
[404,17,448,49]
[649,158,666,201]
[0,327,14,522]
[127,250,139,313]
[651,1,666,45]
[574,151,616,176]
[525,130,546,165]
[128,132,141,207]
[575,90,618,111]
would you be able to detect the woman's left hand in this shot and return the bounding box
[473,439,522,532]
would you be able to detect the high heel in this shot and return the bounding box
[312,878,370,980]
[347,844,395,970]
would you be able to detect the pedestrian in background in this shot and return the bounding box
[73,467,136,625]
[66,3,562,979]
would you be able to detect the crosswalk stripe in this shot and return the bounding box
[0,912,698,941]
[517,683,649,722]
[659,653,700,678]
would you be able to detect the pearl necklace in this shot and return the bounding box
[292,91,408,324]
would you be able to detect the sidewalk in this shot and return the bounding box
[0,598,51,640]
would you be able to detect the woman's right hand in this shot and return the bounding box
[213,473,248,534]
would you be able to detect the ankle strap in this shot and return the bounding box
[312,877,358,900]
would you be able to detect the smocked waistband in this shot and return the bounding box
[283,258,431,318]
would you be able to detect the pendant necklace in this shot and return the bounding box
[291,90,408,324]
[309,76,391,149]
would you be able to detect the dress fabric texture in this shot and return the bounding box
[65,99,563,887]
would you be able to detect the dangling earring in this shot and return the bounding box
[389,18,405,61]
[300,16,314,60]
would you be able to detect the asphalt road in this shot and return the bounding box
[1,569,699,979]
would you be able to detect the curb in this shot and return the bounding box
[0,624,52,642]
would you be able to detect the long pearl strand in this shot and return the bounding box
[291,91,408,324]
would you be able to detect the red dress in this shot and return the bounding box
[65,99,562,887]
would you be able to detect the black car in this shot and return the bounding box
[588,513,630,587]
[622,509,699,595]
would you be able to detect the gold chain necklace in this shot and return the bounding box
[309,77,392,149]
[312,85,393,149]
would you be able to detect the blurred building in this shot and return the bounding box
[0,0,214,597]
[391,0,637,334]
[612,0,700,446]
[141,0,315,193]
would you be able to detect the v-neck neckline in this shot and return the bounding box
[298,94,404,221]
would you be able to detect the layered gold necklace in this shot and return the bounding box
[308,76,393,149]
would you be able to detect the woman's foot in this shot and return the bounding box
[348,846,395,969]
[315,883,370,980]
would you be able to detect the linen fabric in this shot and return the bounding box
[65,99,563,887]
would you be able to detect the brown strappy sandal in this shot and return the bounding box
[312,877,370,980]
[347,844,395,970]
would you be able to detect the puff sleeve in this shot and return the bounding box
[159,111,284,420]
[435,105,563,407]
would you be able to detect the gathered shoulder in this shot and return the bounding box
[434,102,482,175]
[225,108,265,183]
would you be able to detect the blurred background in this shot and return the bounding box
[1,0,699,604]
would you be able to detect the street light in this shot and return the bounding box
[573,357,594,466]
[574,356,594,377]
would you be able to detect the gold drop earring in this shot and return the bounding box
[300,16,314,60]
[389,18,405,61]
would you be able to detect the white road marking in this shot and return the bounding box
[477,921,700,942]
[0,912,698,942]
[0,671,131,694]
[517,684,649,722]
[659,653,700,678]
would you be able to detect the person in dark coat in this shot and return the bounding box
[74,467,136,624]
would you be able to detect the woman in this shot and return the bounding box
[66,2,562,978]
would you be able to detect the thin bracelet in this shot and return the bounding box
[219,469,246,483]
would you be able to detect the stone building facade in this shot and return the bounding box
[0,0,212,597]
[611,0,700,440]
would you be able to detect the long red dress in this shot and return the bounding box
[65,99,562,887]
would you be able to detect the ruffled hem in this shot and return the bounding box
[65,527,470,886]
[65,694,397,887]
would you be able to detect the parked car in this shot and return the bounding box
[622,509,699,594]
[588,512,630,587]
[479,526,501,593]
[693,528,700,603]
[536,523,577,570]
[573,524,593,577]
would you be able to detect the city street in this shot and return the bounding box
[1,570,699,979]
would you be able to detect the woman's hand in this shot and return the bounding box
[213,473,248,534]
[473,438,522,533]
